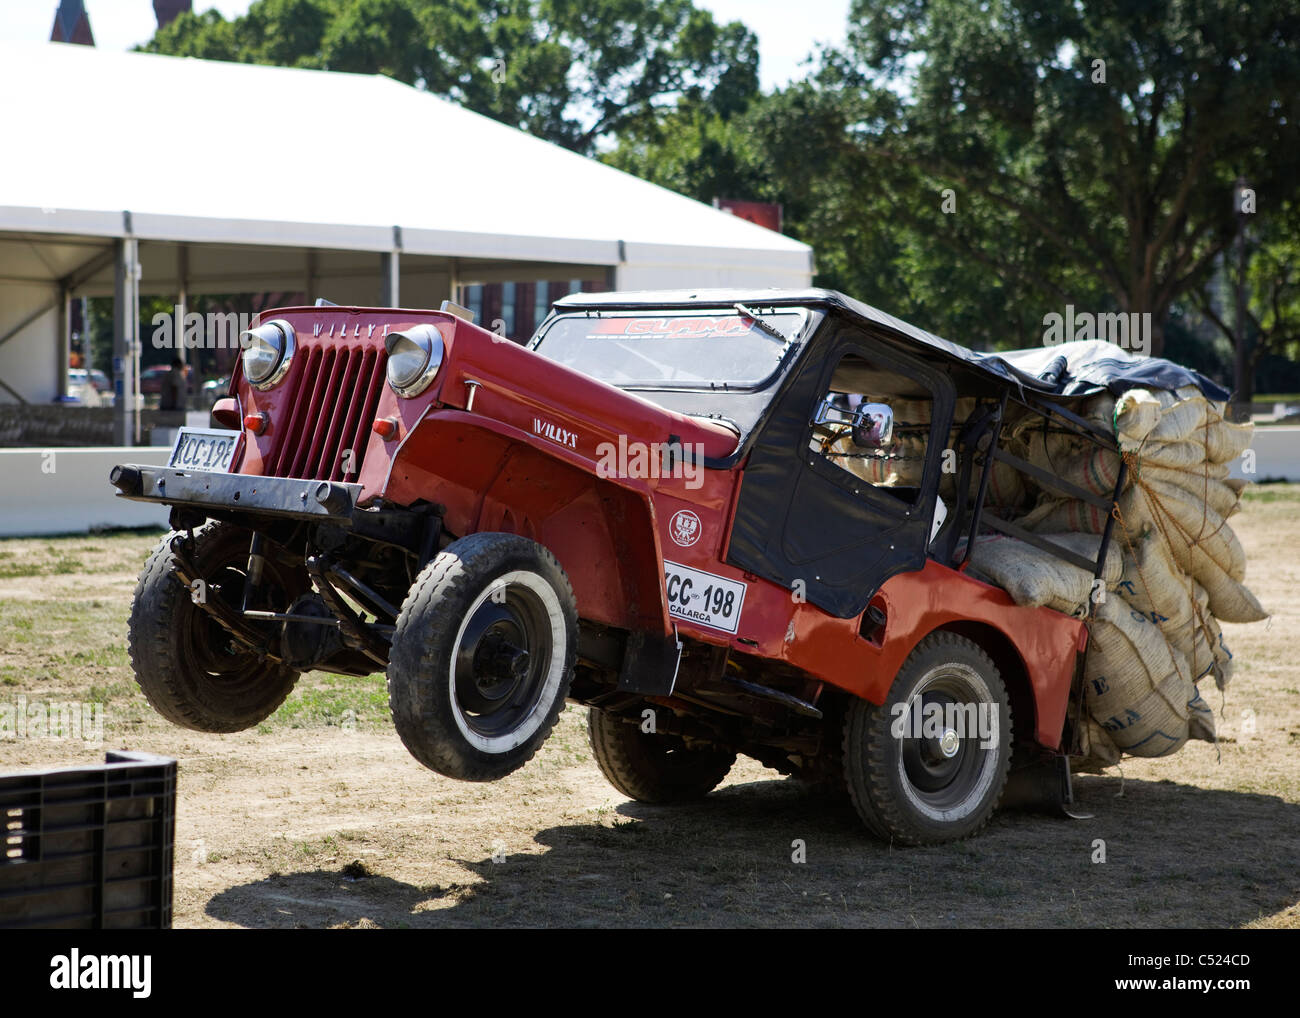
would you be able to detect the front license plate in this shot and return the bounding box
[663,560,746,635]
[167,427,240,473]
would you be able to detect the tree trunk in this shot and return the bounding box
[1232,230,1253,418]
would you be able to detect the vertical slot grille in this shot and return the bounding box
[266,344,387,482]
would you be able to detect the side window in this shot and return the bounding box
[808,351,935,503]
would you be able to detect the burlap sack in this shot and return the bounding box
[1138,438,1211,470]
[1083,597,1194,757]
[938,458,1030,511]
[967,532,1121,615]
[1179,605,1236,690]
[1020,496,1114,535]
[1112,389,1162,449]
[1012,426,1088,476]
[1164,582,1215,681]
[1205,417,1253,465]
[1127,481,1247,582]
[1047,445,1126,498]
[822,431,928,487]
[1116,532,1196,633]
[1147,385,1212,443]
[1069,698,1124,772]
[1138,463,1238,519]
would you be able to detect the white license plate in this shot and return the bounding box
[663,560,746,634]
[167,427,240,473]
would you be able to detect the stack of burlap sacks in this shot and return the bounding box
[965,385,1266,769]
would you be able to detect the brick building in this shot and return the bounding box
[465,279,606,342]
[50,1,193,46]
[154,1,193,31]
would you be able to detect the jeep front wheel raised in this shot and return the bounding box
[127,522,304,733]
[843,632,1012,845]
[387,533,577,781]
[588,708,736,803]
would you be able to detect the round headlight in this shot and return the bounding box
[240,320,295,389]
[385,325,444,397]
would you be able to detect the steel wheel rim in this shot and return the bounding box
[451,579,554,740]
[895,665,1000,819]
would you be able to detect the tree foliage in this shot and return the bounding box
[141,0,759,154]
[611,0,1300,366]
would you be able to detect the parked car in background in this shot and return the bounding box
[67,368,111,406]
[201,375,230,398]
[139,365,174,396]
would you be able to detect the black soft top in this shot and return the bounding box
[553,288,1230,402]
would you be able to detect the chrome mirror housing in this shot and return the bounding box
[813,396,894,449]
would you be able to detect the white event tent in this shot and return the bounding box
[0,40,813,444]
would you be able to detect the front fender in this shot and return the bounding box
[381,409,673,639]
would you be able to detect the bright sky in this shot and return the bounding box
[0,0,850,91]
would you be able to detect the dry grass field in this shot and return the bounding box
[0,486,1296,928]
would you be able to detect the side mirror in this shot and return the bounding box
[813,396,894,449]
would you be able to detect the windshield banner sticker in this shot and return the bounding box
[585,316,754,339]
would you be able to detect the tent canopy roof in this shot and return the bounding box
[0,42,810,271]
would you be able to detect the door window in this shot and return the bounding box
[808,352,937,505]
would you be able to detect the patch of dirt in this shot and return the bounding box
[0,493,1296,928]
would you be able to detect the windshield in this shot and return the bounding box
[531,309,806,388]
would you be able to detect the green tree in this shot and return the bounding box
[1191,198,1300,397]
[836,0,1300,357]
[141,0,759,154]
[609,0,1300,364]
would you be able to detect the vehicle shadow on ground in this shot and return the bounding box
[205,774,1300,928]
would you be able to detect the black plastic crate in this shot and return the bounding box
[0,751,176,929]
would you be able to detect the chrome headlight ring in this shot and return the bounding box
[385,324,445,398]
[240,319,296,390]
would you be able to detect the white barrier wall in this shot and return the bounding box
[0,447,171,537]
[0,427,1294,539]
[1228,426,1300,482]
[0,281,59,405]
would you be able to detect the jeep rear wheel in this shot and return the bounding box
[843,632,1012,845]
[588,708,736,803]
[387,533,576,781]
[127,522,304,733]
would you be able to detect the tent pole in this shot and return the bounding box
[57,288,70,399]
[305,249,317,303]
[177,244,189,367]
[381,250,400,307]
[112,237,140,447]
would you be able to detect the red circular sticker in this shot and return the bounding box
[669,509,702,547]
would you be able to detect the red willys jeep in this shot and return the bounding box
[111,288,1143,845]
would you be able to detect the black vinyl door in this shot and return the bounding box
[728,329,954,619]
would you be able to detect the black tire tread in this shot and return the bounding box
[842,631,1013,845]
[387,533,576,781]
[588,707,735,803]
[127,522,300,733]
